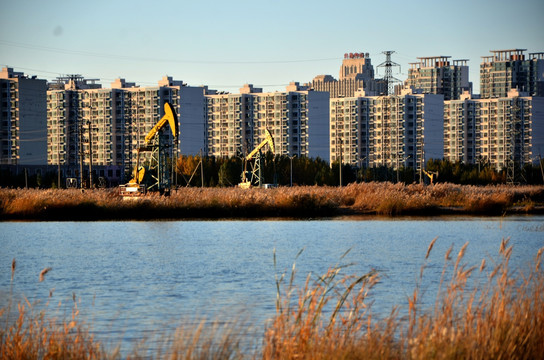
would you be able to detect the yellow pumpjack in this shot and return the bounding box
[422,169,438,185]
[239,129,275,189]
[120,102,178,198]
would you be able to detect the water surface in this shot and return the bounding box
[1,215,543,351]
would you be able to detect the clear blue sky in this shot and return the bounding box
[1,0,543,94]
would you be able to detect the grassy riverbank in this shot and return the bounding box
[2,240,543,359]
[1,183,544,220]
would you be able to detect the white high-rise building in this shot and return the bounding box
[1,67,47,165]
[405,56,471,100]
[330,89,444,171]
[444,90,544,171]
[480,49,544,99]
[205,83,329,160]
[46,76,206,182]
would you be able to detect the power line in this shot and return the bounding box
[1,65,295,90]
[0,40,341,65]
[17,137,48,142]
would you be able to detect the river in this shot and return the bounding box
[1,215,543,353]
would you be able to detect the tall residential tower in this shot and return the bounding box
[1,67,47,165]
[480,49,544,98]
[405,56,471,100]
[205,83,329,160]
[444,90,544,174]
[46,76,205,183]
[330,88,444,174]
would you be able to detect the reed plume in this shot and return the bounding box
[10,258,15,282]
[39,267,52,282]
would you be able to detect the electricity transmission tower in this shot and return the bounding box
[377,51,402,95]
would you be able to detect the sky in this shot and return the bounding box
[1,0,543,94]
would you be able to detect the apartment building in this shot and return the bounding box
[405,56,471,100]
[480,49,544,98]
[330,88,444,171]
[112,77,181,176]
[47,76,205,182]
[205,83,329,160]
[442,92,476,165]
[1,67,47,165]
[307,52,386,98]
[47,76,105,166]
[444,90,544,171]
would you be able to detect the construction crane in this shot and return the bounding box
[120,102,179,198]
[422,169,438,185]
[239,129,275,189]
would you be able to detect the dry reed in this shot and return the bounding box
[1,184,543,220]
[404,238,544,359]
[10,259,15,282]
[39,267,52,282]
[1,300,103,359]
[128,318,250,360]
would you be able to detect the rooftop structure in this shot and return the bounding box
[480,49,544,98]
[306,52,386,98]
[405,56,471,100]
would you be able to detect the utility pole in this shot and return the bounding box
[419,150,424,184]
[289,154,297,187]
[396,155,411,183]
[173,142,178,189]
[58,150,61,188]
[339,137,343,187]
[539,154,544,184]
[377,51,402,95]
[359,156,366,183]
[79,116,84,188]
[56,106,61,189]
[88,120,93,189]
[396,155,402,183]
[505,98,521,184]
[200,149,204,188]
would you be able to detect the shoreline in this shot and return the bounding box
[2,183,544,221]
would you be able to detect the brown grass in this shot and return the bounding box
[263,249,384,359]
[1,301,103,359]
[262,240,544,359]
[1,183,543,220]
[2,242,543,359]
[404,239,544,359]
[127,318,249,360]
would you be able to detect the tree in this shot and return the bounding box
[218,158,242,187]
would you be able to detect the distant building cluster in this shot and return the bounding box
[1,48,543,184]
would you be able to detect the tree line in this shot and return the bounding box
[175,153,336,187]
[175,154,544,187]
[1,155,543,189]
